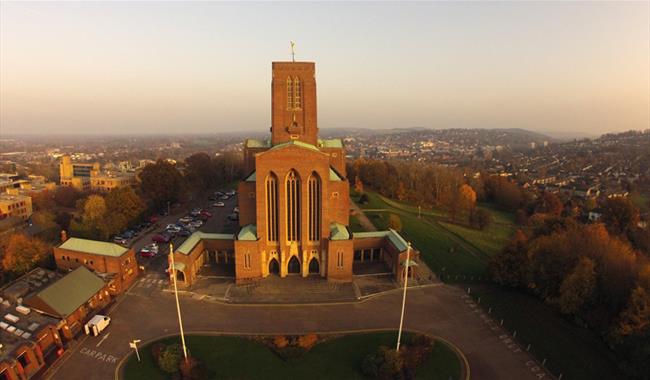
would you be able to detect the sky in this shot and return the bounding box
[0,1,648,137]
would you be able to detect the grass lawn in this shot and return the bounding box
[123,332,462,380]
[348,214,366,232]
[470,285,626,380]
[355,192,512,278]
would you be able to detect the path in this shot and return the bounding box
[350,202,377,231]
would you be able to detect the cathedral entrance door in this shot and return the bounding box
[288,256,301,274]
[308,258,319,274]
[269,258,280,275]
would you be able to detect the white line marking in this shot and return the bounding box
[96,332,111,347]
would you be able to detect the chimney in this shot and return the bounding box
[61,230,68,242]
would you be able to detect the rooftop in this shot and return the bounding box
[238,224,258,241]
[330,222,350,241]
[0,268,63,362]
[27,266,105,318]
[0,193,31,203]
[58,237,129,257]
[353,229,410,252]
[176,232,235,255]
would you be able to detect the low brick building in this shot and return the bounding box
[54,237,139,295]
[23,267,110,339]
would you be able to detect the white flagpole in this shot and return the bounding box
[396,242,411,351]
[169,242,189,361]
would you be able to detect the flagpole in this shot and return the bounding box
[169,242,188,361]
[396,242,411,351]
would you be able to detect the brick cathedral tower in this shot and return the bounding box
[271,62,318,146]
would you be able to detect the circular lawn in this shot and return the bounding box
[122,331,464,380]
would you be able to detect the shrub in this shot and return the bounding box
[151,342,166,363]
[361,346,403,380]
[273,335,288,349]
[180,356,207,380]
[158,343,182,373]
[297,334,318,349]
[276,346,307,361]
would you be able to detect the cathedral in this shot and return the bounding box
[170,60,418,286]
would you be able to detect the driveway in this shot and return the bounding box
[46,283,553,380]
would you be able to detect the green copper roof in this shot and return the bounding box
[353,229,410,252]
[269,140,322,153]
[329,168,342,181]
[246,139,271,148]
[59,237,128,257]
[238,224,258,241]
[33,267,104,317]
[176,232,235,255]
[170,262,186,272]
[329,222,350,241]
[245,171,256,182]
[318,139,343,148]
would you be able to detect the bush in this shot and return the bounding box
[180,356,207,380]
[388,214,403,232]
[273,335,288,349]
[151,342,166,364]
[361,346,403,380]
[158,344,182,373]
[297,334,318,349]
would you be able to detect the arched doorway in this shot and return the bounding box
[308,258,319,274]
[288,256,301,274]
[269,258,280,275]
[176,270,185,282]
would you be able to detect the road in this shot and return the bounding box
[46,283,552,380]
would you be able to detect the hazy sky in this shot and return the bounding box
[1,1,648,136]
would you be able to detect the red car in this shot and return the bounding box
[152,234,171,244]
[200,210,212,218]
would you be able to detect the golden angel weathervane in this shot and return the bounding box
[290,41,296,62]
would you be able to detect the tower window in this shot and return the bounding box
[287,77,294,110]
[294,77,302,109]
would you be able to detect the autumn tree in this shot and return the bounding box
[388,214,403,232]
[53,186,80,208]
[490,230,529,287]
[601,197,640,236]
[139,160,183,208]
[105,187,145,224]
[1,234,51,275]
[556,257,597,315]
[185,152,214,189]
[470,208,492,230]
[354,176,364,194]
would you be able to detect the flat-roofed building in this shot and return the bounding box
[0,194,32,221]
[90,174,136,193]
[54,237,139,295]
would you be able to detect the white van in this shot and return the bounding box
[84,315,111,336]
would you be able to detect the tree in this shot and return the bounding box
[601,197,640,236]
[470,208,492,230]
[395,181,407,201]
[185,152,214,189]
[489,230,528,287]
[105,187,145,224]
[83,195,107,221]
[157,343,182,374]
[1,234,50,275]
[140,160,183,208]
[613,285,650,337]
[557,257,597,315]
[53,186,80,208]
[538,192,563,216]
[388,214,403,232]
[361,346,403,380]
[354,176,364,194]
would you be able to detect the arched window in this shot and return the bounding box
[265,173,278,241]
[308,172,321,241]
[293,77,302,109]
[286,77,294,110]
[286,170,301,241]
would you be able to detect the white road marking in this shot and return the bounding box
[96,332,111,348]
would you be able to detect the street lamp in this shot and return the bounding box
[169,243,189,362]
[396,242,417,351]
[129,339,141,362]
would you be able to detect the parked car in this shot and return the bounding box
[189,220,203,229]
[177,229,192,237]
[140,244,159,257]
[113,236,127,245]
[227,213,239,221]
[215,191,224,196]
[226,190,236,196]
[200,210,212,218]
[122,230,135,239]
[208,195,219,201]
[220,195,229,200]
[233,207,239,213]
[166,226,181,234]
[152,234,171,244]
[179,216,193,224]
[190,208,202,217]
[213,202,225,207]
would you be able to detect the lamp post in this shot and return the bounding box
[129,339,141,362]
[396,242,414,351]
[169,243,189,362]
